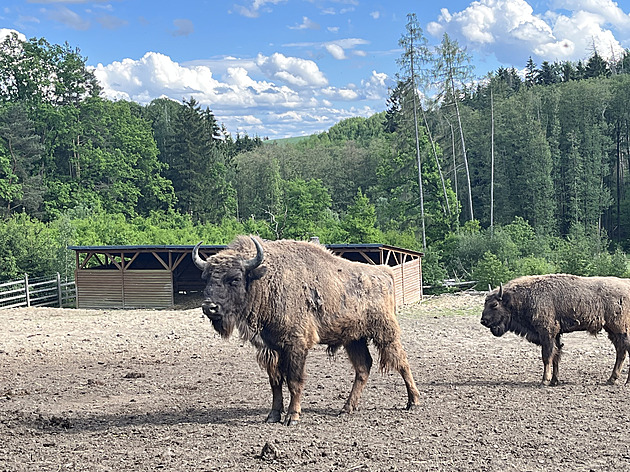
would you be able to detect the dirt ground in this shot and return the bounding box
[1,292,630,472]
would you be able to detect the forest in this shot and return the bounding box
[2,18,630,290]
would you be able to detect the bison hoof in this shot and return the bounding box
[339,405,353,415]
[540,380,551,387]
[283,414,300,426]
[549,378,559,387]
[265,410,282,423]
[406,401,418,411]
[606,376,618,385]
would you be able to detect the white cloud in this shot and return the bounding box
[325,43,347,60]
[552,0,630,29]
[321,86,359,100]
[288,16,319,30]
[427,0,627,65]
[0,28,27,41]
[232,0,287,18]
[255,52,328,87]
[45,5,90,30]
[361,70,390,100]
[285,37,369,60]
[92,50,383,138]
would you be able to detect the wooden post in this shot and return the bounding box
[57,272,63,307]
[24,273,30,307]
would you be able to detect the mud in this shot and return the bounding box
[1,293,629,471]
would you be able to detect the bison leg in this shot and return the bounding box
[283,350,308,426]
[399,360,421,409]
[541,335,561,386]
[605,331,629,385]
[376,339,420,409]
[340,338,373,414]
[551,334,563,386]
[266,371,284,423]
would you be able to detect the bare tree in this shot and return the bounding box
[434,33,475,221]
[396,13,432,249]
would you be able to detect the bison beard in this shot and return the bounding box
[192,236,420,425]
[481,274,630,386]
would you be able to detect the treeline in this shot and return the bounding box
[2,31,630,288]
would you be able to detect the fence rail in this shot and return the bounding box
[0,273,76,309]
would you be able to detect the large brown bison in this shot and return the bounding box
[192,236,420,425]
[481,274,630,386]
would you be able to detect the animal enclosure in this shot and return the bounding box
[69,242,423,309]
[1,294,629,471]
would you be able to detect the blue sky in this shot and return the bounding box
[2,0,630,138]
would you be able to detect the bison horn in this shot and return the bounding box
[498,283,503,300]
[244,237,264,271]
[192,242,208,271]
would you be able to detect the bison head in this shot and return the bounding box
[480,284,511,337]
[192,237,266,338]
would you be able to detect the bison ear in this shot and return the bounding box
[247,265,268,284]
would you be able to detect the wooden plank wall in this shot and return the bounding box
[124,271,174,308]
[391,258,422,306]
[75,270,173,309]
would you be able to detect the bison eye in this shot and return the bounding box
[229,276,242,286]
[491,302,499,309]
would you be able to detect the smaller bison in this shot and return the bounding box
[193,236,420,425]
[481,274,630,386]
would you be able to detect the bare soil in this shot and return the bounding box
[1,293,629,471]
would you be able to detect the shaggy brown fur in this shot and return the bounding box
[194,236,420,425]
[481,274,630,386]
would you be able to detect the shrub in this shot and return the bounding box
[472,251,512,290]
[512,256,555,277]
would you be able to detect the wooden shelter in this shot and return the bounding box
[69,243,423,309]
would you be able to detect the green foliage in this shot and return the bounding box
[4,33,630,291]
[551,225,599,276]
[421,246,448,287]
[0,33,100,105]
[589,250,628,277]
[0,213,58,279]
[0,102,45,216]
[281,178,333,240]
[339,189,380,243]
[472,251,513,290]
[512,256,556,277]
[167,98,235,223]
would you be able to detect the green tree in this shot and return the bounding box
[585,51,610,79]
[0,33,100,105]
[553,80,612,235]
[524,57,538,86]
[506,91,553,232]
[169,98,236,223]
[0,103,45,216]
[472,251,512,290]
[280,178,333,240]
[0,212,57,279]
[340,189,380,243]
[64,98,174,216]
[234,145,283,222]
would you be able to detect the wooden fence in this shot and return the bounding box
[0,273,76,309]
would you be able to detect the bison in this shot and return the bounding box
[481,274,630,386]
[192,236,420,425]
